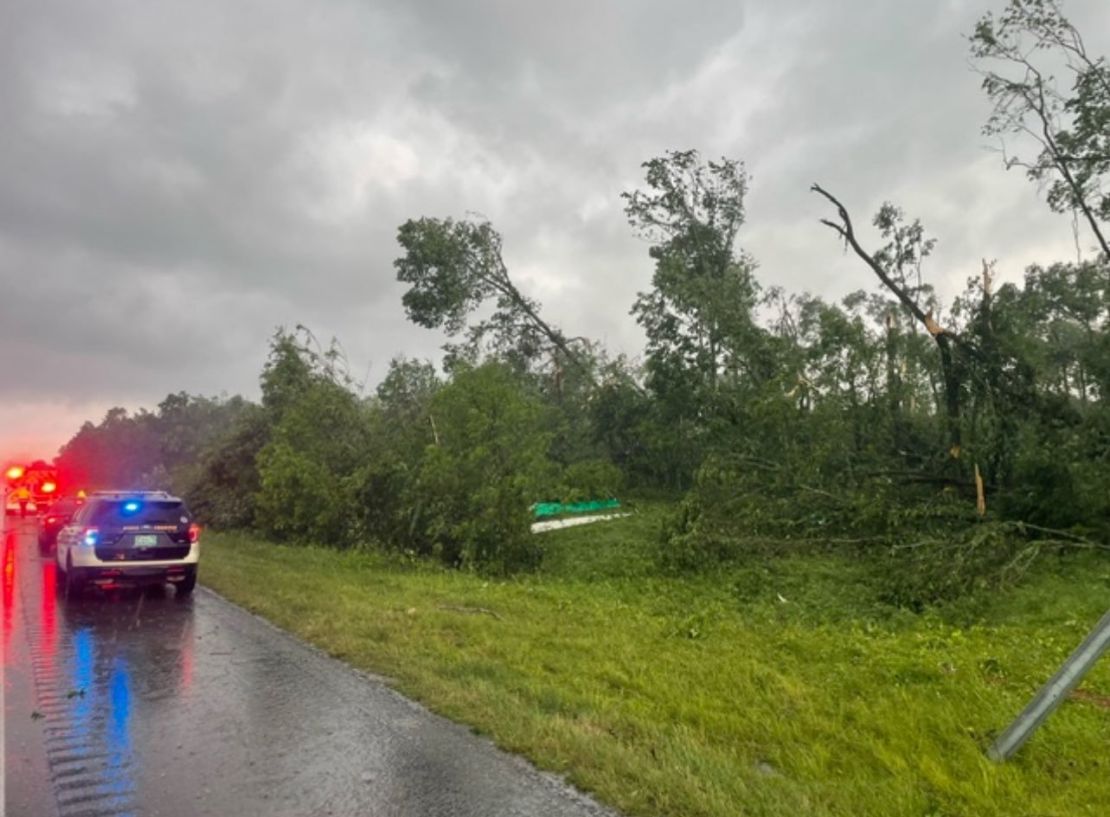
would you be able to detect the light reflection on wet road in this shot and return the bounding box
[2,519,615,817]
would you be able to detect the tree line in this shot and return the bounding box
[56,1,1110,600]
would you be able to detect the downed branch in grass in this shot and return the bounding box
[437,604,503,621]
[883,519,1110,607]
[1006,521,1110,552]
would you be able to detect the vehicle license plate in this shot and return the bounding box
[133,534,158,548]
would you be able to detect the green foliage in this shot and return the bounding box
[656,451,1050,608]
[254,440,354,544]
[557,459,624,503]
[588,372,652,473]
[394,217,588,373]
[623,149,768,488]
[971,0,1110,257]
[880,523,1044,608]
[395,217,505,337]
[626,148,772,488]
[347,357,441,546]
[183,404,269,529]
[657,443,1105,608]
[408,363,551,572]
[253,328,373,547]
[260,328,319,418]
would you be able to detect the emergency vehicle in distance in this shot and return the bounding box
[4,461,64,516]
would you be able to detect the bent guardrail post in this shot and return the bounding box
[988,606,1110,761]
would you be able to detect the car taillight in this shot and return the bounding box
[83,527,99,547]
[188,523,200,544]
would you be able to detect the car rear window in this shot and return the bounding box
[89,500,190,527]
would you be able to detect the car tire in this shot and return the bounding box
[175,569,197,597]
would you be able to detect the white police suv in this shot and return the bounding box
[55,491,200,598]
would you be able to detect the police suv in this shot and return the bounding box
[56,491,200,597]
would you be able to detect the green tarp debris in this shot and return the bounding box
[531,499,621,519]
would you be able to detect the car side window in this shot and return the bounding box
[71,505,90,525]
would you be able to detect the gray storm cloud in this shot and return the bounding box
[1,0,1107,457]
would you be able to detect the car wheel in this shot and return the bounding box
[175,569,197,597]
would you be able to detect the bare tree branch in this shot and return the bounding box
[812,183,965,454]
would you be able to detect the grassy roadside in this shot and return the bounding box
[201,505,1110,817]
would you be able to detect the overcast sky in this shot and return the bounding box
[1,0,1107,462]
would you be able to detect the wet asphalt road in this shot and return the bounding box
[2,518,617,817]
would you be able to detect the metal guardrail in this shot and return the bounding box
[988,606,1110,761]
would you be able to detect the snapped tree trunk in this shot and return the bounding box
[812,184,964,458]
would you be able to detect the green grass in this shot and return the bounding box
[201,504,1110,817]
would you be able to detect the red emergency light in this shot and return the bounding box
[5,465,25,481]
[41,481,57,494]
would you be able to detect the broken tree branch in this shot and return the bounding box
[436,604,503,621]
[812,183,965,454]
